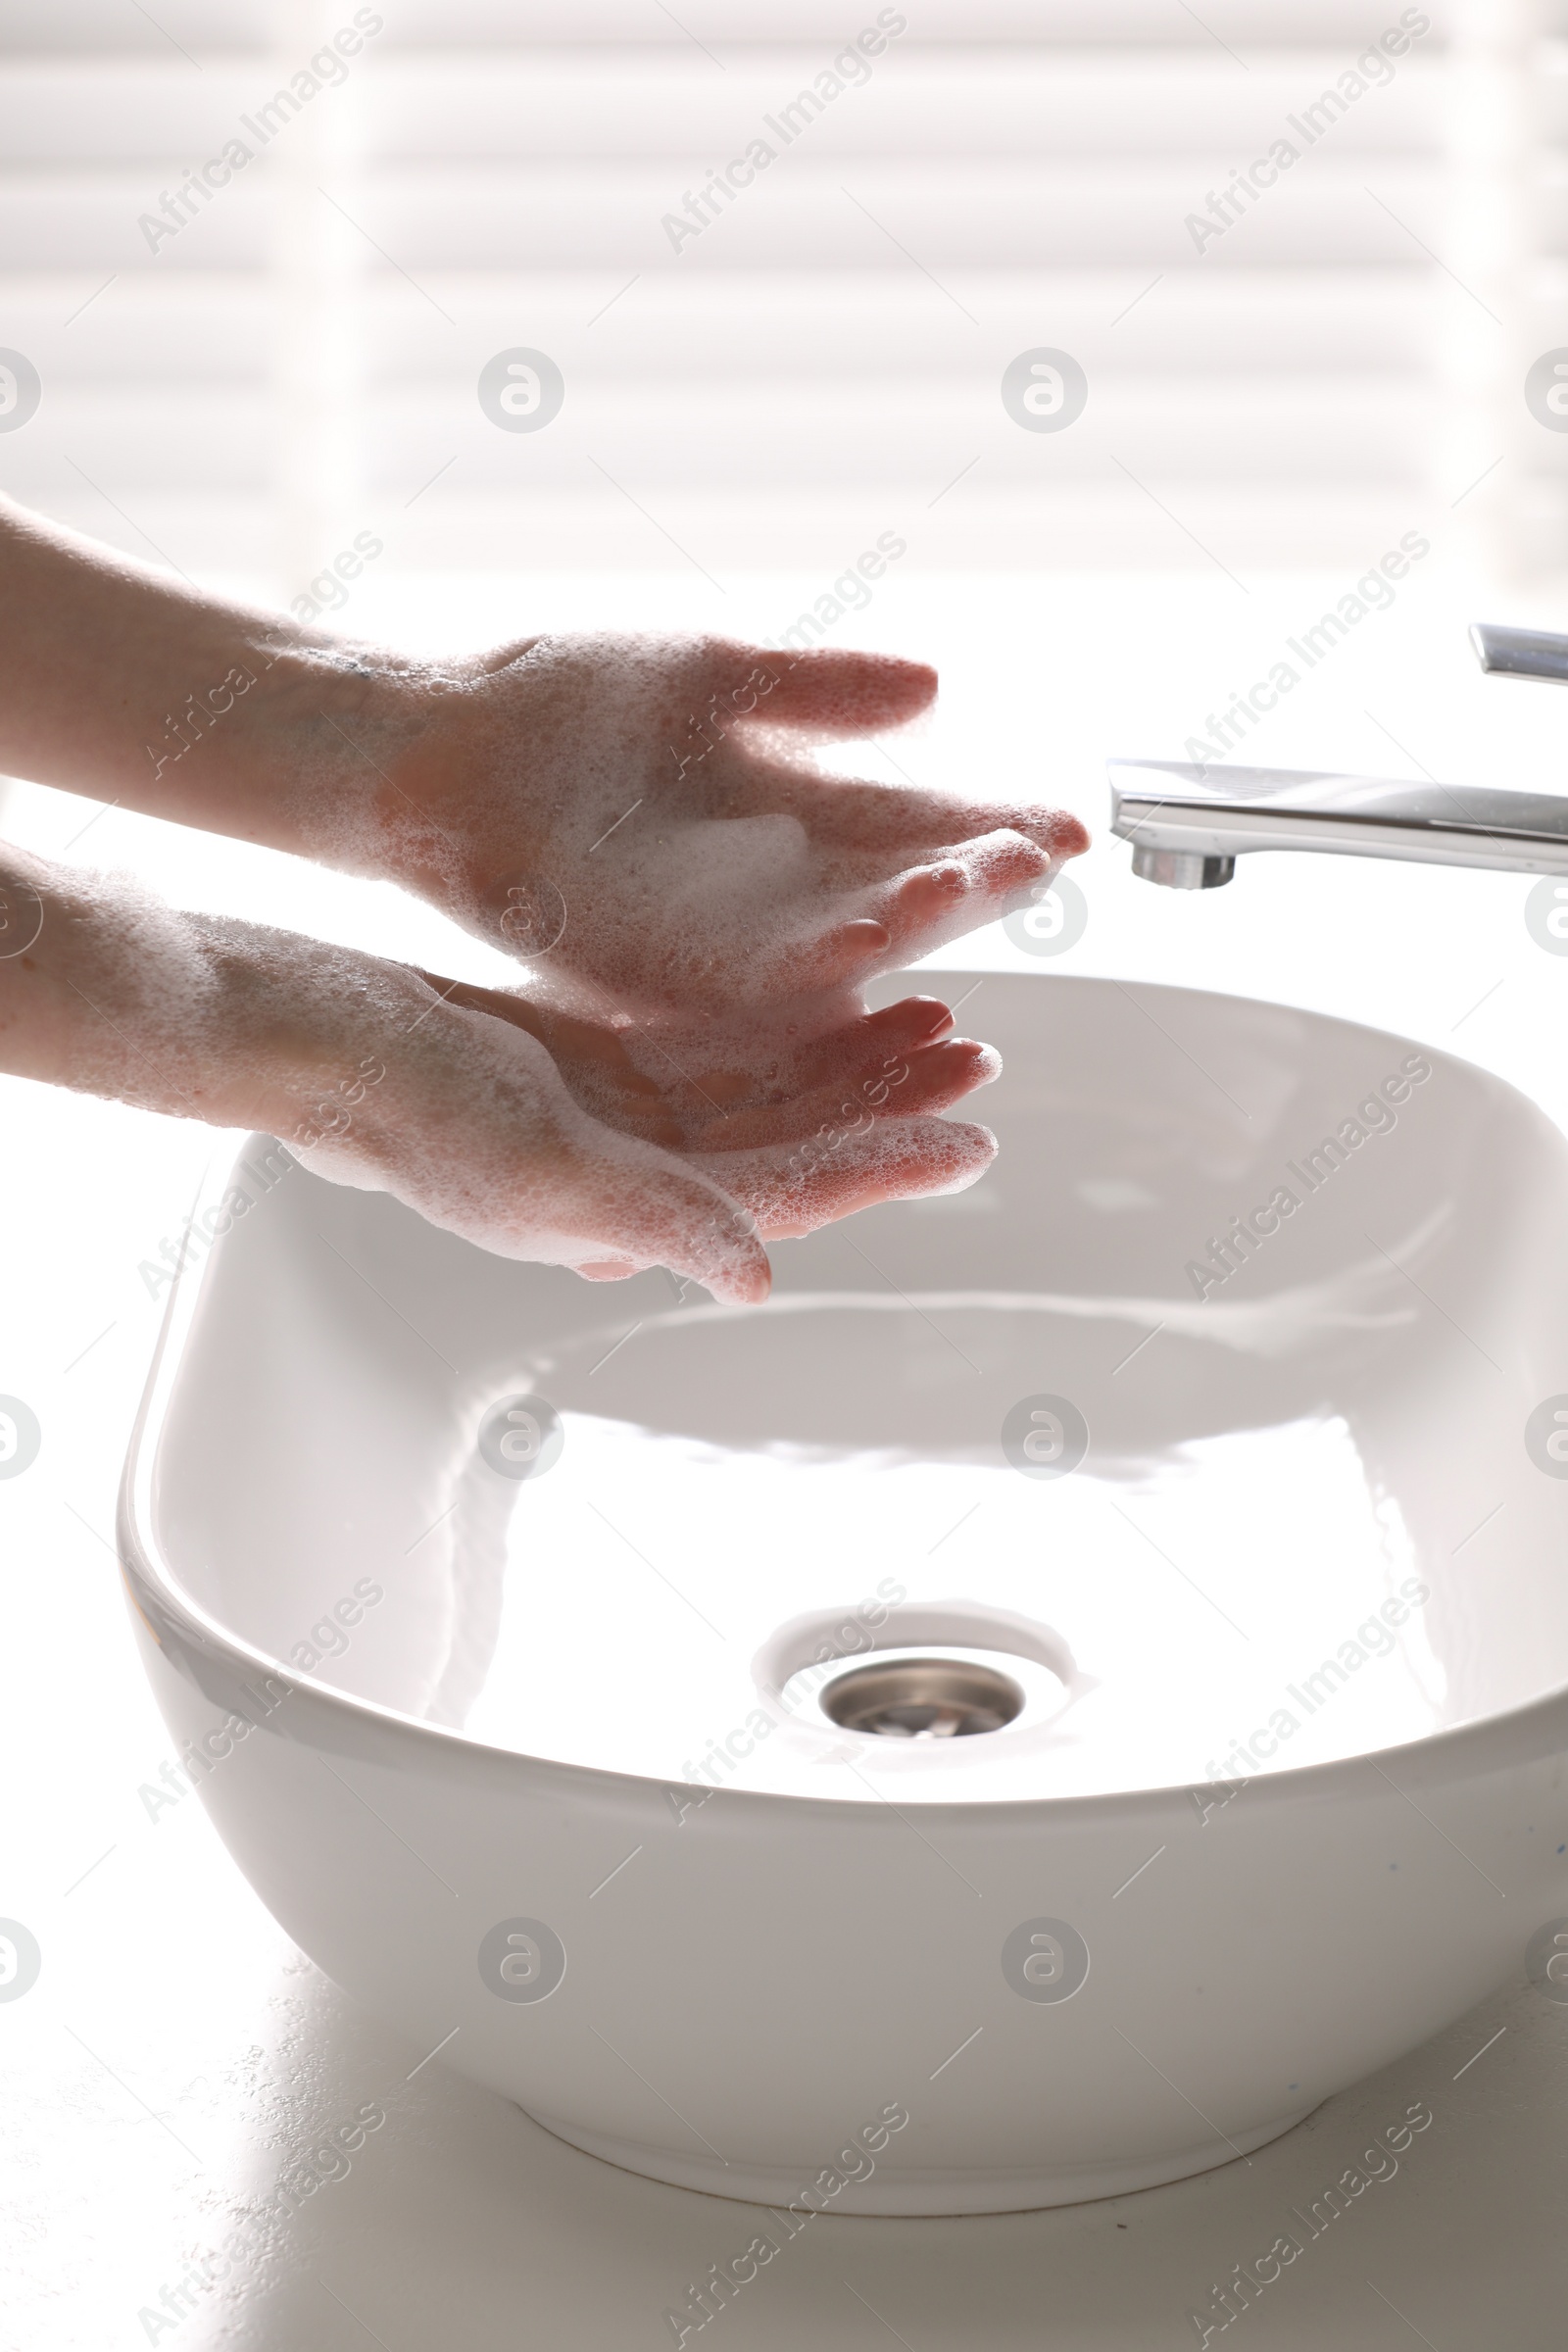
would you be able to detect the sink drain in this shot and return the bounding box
[820,1656,1026,1740]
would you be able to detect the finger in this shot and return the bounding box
[694,1115,997,1241]
[746,994,955,1096]
[570,1088,684,1151]
[744,763,1090,870]
[416,968,681,1144]
[563,1141,771,1303]
[864,828,1056,956]
[860,992,956,1044]
[687,1038,999,1152]
[620,995,956,1137]
[772,827,1051,997]
[775,916,892,998]
[413,969,630,1073]
[405,1009,768,1298]
[697,641,938,734]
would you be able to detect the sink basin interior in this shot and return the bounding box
[143,974,1568,1803]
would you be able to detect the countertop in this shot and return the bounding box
[5,567,1568,2348]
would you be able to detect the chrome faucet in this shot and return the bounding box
[1110,623,1568,889]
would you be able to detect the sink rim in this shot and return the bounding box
[118,970,1568,1819]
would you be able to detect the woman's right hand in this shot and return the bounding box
[299,969,1001,1299]
[390,971,1002,1289]
[0,851,1001,1303]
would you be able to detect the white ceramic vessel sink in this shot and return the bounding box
[121,974,1568,2214]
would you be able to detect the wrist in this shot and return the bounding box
[148,625,436,866]
[195,919,422,1150]
[348,639,549,925]
[0,859,419,1147]
[219,637,525,923]
[0,500,430,848]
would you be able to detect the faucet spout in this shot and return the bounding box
[1470,621,1568,683]
[1127,846,1237,890]
[1109,760,1568,887]
[1113,620,1568,888]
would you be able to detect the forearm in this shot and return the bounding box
[0,842,399,1143]
[0,496,426,858]
[0,840,773,1298]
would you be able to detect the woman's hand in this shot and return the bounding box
[340,633,1087,1017]
[280,970,1000,1302]
[0,509,1088,1029]
[0,508,1054,1297]
[0,850,998,1303]
[403,970,1001,1284]
[411,971,993,1146]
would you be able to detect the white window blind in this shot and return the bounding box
[0,1,1556,596]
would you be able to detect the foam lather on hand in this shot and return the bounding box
[4,846,1011,1301]
[12,861,228,1110]
[693,1112,998,1245]
[265,989,764,1304]
[318,632,1089,1019]
[292,992,999,1304]
[13,613,1083,1298]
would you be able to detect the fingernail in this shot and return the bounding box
[720,1260,771,1304]
[914,1037,1002,1083]
[818,918,890,968]
[871,996,953,1037]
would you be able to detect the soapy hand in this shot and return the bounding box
[0,846,997,1304]
[412,972,992,1146]
[403,971,1001,1285]
[284,969,999,1301]
[348,633,1088,1017]
[0,499,1090,1299]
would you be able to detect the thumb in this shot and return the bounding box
[565,1133,771,1304]
[693,1114,998,1241]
